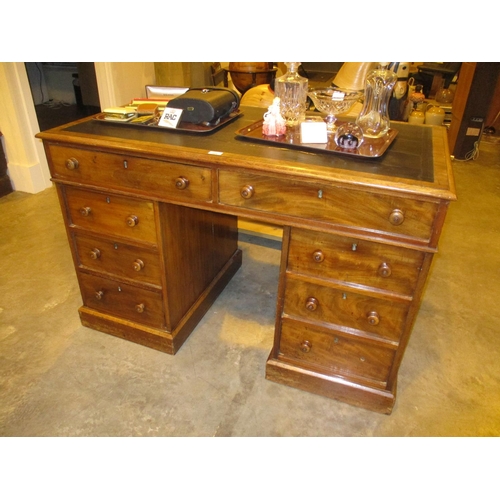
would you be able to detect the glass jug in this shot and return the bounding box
[356,63,397,138]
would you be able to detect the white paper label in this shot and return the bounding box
[158,107,183,128]
[466,127,481,137]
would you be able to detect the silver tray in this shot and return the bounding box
[235,119,398,158]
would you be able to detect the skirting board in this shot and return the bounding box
[8,161,52,193]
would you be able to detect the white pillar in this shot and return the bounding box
[0,62,51,193]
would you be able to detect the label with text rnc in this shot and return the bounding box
[158,107,183,128]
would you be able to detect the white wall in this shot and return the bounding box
[42,64,78,104]
[94,62,156,110]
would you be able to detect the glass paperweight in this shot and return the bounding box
[334,122,364,150]
[274,62,308,127]
[307,87,363,133]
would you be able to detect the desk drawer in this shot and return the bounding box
[278,318,395,383]
[64,186,157,244]
[283,276,409,342]
[48,144,212,202]
[219,171,438,241]
[288,228,424,296]
[79,273,165,329]
[74,234,162,286]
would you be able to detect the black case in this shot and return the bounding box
[168,87,240,125]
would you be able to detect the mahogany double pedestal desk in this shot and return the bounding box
[37,107,456,414]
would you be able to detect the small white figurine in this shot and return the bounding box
[262,97,287,136]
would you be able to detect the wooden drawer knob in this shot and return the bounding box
[135,303,145,313]
[378,262,392,277]
[300,340,312,353]
[175,176,190,190]
[95,290,104,300]
[240,185,255,199]
[389,208,405,226]
[133,259,144,271]
[65,157,79,170]
[367,311,380,325]
[312,250,325,263]
[79,206,92,217]
[90,248,101,260]
[126,215,139,227]
[305,297,319,311]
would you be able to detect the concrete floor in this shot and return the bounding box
[1,140,499,438]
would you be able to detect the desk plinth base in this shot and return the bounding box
[265,357,396,414]
[79,249,242,355]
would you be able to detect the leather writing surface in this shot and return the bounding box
[66,106,434,183]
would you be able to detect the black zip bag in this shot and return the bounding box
[168,87,240,126]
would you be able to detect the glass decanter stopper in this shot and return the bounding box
[356,63,397,138]
[274,62,308,127]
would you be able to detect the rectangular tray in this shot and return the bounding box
[93,110,243,134]
[235,119,398,158]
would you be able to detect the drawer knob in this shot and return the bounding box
[378,262,392,277]
[135,303,145,313]
[312,250,325,263]
[240,185,255,199]
[300,340,312,353]
[80,206,92,217]
[133,259,145,271]
[367,311,380,325]
[90,248,101,260]
[175,176,190,190]
[65,157,79,170]
[305,297,319,311]
[389,208,405,226]
[95,290,104,300]
[126,215,139,227]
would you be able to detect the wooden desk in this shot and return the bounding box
[36,107,456,414]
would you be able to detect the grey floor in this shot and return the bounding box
[1,139,500,438]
